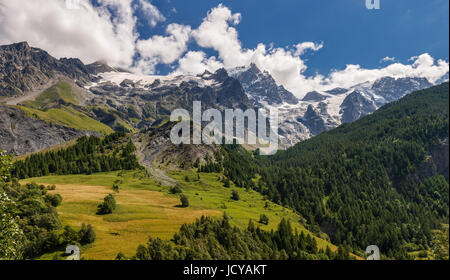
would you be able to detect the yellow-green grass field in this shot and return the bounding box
[21,81,79,109]
[17,105,113,135]
[21,170,342,260]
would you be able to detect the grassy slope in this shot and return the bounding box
[88,105,137,133]
[16,81,113,135]
[17,105,113,135]
[21,81,78,109]
[21,170,342,260]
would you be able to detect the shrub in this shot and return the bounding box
[224,178,231,188]
[259,214,269,225]
[116,252,127,260]
[180,194,189,208]
[231,190,240,201]
[136,245,150,260]
[170,185,183,194]
[97,194,116,215]
[79,224,96,245]
[45,193,63,207]
[62,225,79,245]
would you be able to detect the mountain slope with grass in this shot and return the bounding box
[0,81,114,155]
[0,104,101,156]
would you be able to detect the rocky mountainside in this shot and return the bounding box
[0,105,99,155]
[85,68,253,130]
[0,42,255,155]
[340,90,378,123]
[275,76,435,146]
[0,42,100,97]
[226,61,435,147]
[132,121,219,186]
[229,63,299,106]
[133,122,218,169]
[0,42,444,155]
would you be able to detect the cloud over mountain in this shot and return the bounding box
[1,0,447,97]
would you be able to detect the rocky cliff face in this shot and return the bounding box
[0,105,98,155]
[370,77,432,104]
[0,42,97,97]
[276,76,436,146]
[340,90,377,123]
[302,91,328,102]
[86,68,253,129]
[298,105,327,135]
[229,63,299,106]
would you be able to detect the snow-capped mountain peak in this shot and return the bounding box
[275,75,436,147]
[229,63,299,106]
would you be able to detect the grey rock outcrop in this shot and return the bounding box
[302,91,328,102]
[0,105,98,155]
[229,63,299,106]
[340,90,377,123]
[0,42,96,97]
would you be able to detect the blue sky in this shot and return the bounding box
[1,0,448,96]
[143,0,449,77]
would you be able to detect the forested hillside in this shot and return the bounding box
[12,132,140,179]
[133,215,353,260]
[3,83,448,260]
[221,83,449,259]
[1,153,96,260]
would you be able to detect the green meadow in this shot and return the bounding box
[21,169,341,260]
[21,81,79,109]
[17,105,113,135]
[16,81,113,135]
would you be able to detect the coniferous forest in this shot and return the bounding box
[133,215,353,260]
[219,83,449,259]
[12,132,140,179]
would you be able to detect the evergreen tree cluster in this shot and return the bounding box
[134,214,353,260]
[97,194,117,215]
[0,181,95,259]
[198,161,222,173]
[12,132,140,179]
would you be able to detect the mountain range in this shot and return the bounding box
[1,41,448,261]
[0,42,447,154]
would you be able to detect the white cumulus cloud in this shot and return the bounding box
[135,23,191,73]
[175,51,223,75]
[380,56,396,63]
[0,1,448,97]
[137,0,166,27]
[295,42,324,56]
[177,4,449,97]
[0,0,139,68]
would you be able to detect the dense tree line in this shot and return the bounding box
[198,161,222,173]
[0,180,95,259]
[12,132,140,179]
[133,214,353,260]
[220,83,450,259]
[1,152,97,260]
[198,154,223,173]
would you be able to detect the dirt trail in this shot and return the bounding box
[132,136,177,187]
[3,80,57,105]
